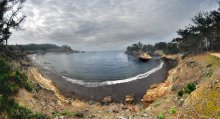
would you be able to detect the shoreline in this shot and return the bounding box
[29,54,168,102]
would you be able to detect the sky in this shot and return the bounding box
[9,0,218,51]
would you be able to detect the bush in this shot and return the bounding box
[158,112,165,119]
[74,112,84,118]
[0,57,47,118]
[186,83,196,93]
[177,83,196,97]
[168,107,177,114]
[32,112,50,119]
[0,59,33,96]
[0,96,49,119]
[202,69,213,79]
[177,89,184,97]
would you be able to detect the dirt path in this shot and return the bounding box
[209,52,220,58]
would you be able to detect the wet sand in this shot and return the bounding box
[31,58,168,102]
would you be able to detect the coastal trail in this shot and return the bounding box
[209,52,220,58]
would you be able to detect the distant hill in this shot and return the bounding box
[9,44,83,53]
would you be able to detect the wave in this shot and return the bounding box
[32,54,37,61]
[62,60,165,87]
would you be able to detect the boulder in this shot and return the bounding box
[125,95,135,105]
[102,96,112,105]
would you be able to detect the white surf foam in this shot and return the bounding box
[62,60,165,87]
[32,54,36,61]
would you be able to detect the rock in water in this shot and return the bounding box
[138,52,152,62]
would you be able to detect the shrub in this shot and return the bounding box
[202,69,213,79]
[177,82,196,97]
[52,110,75,117]
[185,83,196,93]
[168,107,177,114]
[62,110,73,116]
[74,111,84,118]
[0,57,47,118]
[52,111,62,117]
[0,59,33,96]
[158,112,165,119]
[33,112,50,119]
[177,89,184,97]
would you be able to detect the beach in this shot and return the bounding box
[30,55,168,102]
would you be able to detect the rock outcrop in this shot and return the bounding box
[138,52,152,61]
[125,95,135,105]
[101,96,113,105]
[142,61,176,107]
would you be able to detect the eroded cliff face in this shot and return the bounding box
[142,53,220,119]
[142,55,178,107]
[142,74,173,107]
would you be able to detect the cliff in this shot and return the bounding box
[142,53,220,118]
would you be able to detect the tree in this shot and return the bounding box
[173,8,220,54]
[163,43,179,54]
[0,0,26,46]
[154,42,167,50]
[143,44,155,52]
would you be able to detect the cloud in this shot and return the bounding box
[9,0,218,51]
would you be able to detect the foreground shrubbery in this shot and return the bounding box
[0,58,49,119]
[0,58,32,96]
[0,96,49,119]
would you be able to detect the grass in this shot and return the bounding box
[52,110,84,118]
[152,97,167,107]
[202,69,213,80]
[205,54,220,67]
[188,84,220,118]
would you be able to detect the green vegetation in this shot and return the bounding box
[127,2,220,55]
[202,69,213,80]
[0,57,48,118]
[126,42,179,55]
[205,55,220,67]
[52,110,84,118]
[152,97,167,107]
[157,112,165,119]
[172,3,220,54]
[0,58,33,96]
[0,0,26,45]
[9,44,79,53]
[126,42,154,55]
[0,96,49,119]
[74,112,84,118]
[178,83,196,97]
[168,107,177,114]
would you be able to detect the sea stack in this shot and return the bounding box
[138,52,152,62]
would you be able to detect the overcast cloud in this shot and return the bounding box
[9,0,218,51]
